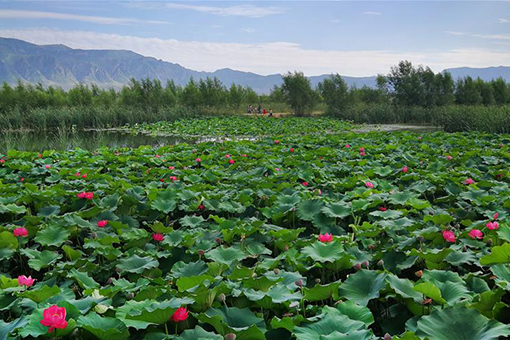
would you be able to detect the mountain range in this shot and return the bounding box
[1,37,509,94]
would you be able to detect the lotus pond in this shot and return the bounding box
[2,121,510,340]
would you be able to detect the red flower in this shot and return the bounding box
[318,233,333,242]
[77,192,94,200]
[74,172,81,177]
[225,154,231,158]
[198,204,205,210]
[468,229,483,240]
[290,148,294,153]
[229,159,235,164]
[274,140,279,144]
[38,153,43,158]
[379,207,387,211]
[463,178,475,185]
[152,233,164,242]
[302,181,309,187]
[168,166,175,170]
[169,176,177,181]
[45,165,51,169]
[486,221,499,230]
[171,307,189,322]
[195,158,201,163]
[18,275,35,287]
[242,154,247,157]
[402,166,408,173]
[442,230,456,243]
[97,220,108,228]
[494,212,499,220]
[81,173,87,179]
[345,144,351,148]
[365,181,374,189]
[446,155,452,161]
[40,305,67,333]
[13,227,28,237]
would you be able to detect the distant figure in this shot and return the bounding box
[257,105,261,114]
[263,108,267,115]
[269,109,273,117]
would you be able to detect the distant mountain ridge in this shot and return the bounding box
[1,37,509,93]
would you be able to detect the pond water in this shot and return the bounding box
[0,130,200,153]
[0,124,442,153]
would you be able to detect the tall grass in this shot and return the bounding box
[329,103,437,125]
[0,105,199,131]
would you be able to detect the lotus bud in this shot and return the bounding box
[285,245,289,251]
[429,211,434,215]
[90,232,97,239]
[362,261,369,269]
[384,333,392,340]
[295,279,304,287]
[415,270,423,278]
[354,263,362,270]
[422,298,432,305]
[127,293,134,300]
[106,277,113,285]
[273,268,280,275]
[65,240,73,245]
[116,267,123,274]
[368,244,375,250]
[198,250,205,256]
[216,238,222,244]
[218,293,226,303]
[315,278,321,284]
[487,239,493,246]
[377,260,384,268]
[417,236,424,242]
[192,149,197,153]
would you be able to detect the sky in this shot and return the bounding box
[0,1,509,76]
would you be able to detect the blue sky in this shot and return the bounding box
[0,1,509,76]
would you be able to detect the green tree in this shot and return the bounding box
[491,78,508,105]
[455,76,482,105]
[281,71,317,116]
[318,74,350,113]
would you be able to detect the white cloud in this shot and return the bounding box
[363,11,382,15]
[1,29,510,76]
[445,31,466,36]
[162,3,285,18]
[499,18,510,23]
[330,19,341,24]
[242,28,256,33]
[474,33,510,40]
[0,9,169,25]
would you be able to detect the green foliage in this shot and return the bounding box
[281,71,317,116]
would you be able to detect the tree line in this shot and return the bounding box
[1,60,509,116]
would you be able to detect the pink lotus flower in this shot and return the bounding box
[13,227,28,237]
[468,229,483,240]
[242,154,247,157]
[229,159,235,164]
[97,220,108,228]
[359,147,364,152]
[159,179,165,182]
[365,181,374,189]
[169,176,177,181]
[45,165,51,169]
[38,154,43,158]
[20,177,24,182]
[463,178,475,185]
[274,140,280,144]
[195,158,201,163]
[155,155,161,158]
[345,144,351,148]
[275,168,280,171]
[0,159,5,164]
[18,275,35,287]
[81,174,87,179]
[40,305,67,333]
[402,166,408,173]
[168,166,175,170]
[171,307,189,322]
[225,154,231,158]
[198,204,205,210]
[74,172,81,177]
[290,148,294,153]
[359,151,366,157]
[494,212,499,220]
[486,221,499,230]
[446,155,452,161]
[302,181,309,187]
[77,192,94,200]
[318,233,333,243]
[442,230,456,243]
[317,189,322,195]
[379,207,387,211]
[152,233,164,242]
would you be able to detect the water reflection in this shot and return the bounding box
[0,130,200,153]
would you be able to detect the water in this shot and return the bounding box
[0,130,200,153]
[0,124,442,153]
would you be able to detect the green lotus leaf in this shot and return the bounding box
[301,241,348,263]
[338,270,387,306]
[297,200,323,221]
[176,274,215,292]
[0,317,27,340]
[294,306,372,340]
[480,243,510,265]
[304,282,341,302]
[117,254,159,274]
[321,202,352,219]
[200,305,265,333]
[0,203,27,215]
[178,326,223,340]
[117,299,186,329]
[34,224,70,247]
[21,249,61,271]
[205,246,247,265]
[78,312,129,340]
[171,261,209,278]
[386,274,423,303]
[415,308,510,340]
[23,285,60,303]
[414,282,446,304]
[68,268,100,290]
[336,300,374,327]
[180,215,205,228]
[0,231,18,260]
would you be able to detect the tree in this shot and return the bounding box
[455,76,482,105]
[318,74,350,113]
[281,71,317,116]
[181,78,201,108]
[492,78,508,105]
